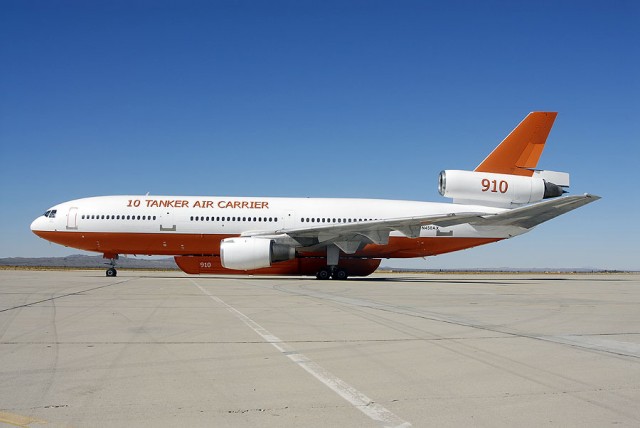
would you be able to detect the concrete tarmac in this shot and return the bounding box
[1,270,639,427]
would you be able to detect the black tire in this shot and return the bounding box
[106,268,117,277]
[332,268,348,280]
[316,268,331,280]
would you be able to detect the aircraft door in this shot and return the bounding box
[66,207,78,230]
[160,210,176,232]
[283,211,296,229]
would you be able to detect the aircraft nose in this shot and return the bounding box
[30,216,44,233]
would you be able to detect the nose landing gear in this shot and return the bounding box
[104,254,119,277]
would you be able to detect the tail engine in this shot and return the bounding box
[438,170,569,207]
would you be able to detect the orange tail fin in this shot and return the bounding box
[475,112,557,177]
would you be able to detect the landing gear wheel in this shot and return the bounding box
[316,268,331,280]
[106,268,117,277]
[332,268,348,280]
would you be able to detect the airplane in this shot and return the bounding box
[30,112,599,279]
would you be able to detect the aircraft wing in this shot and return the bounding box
[241,194,599,253]
[242,211,490,253]
[470,194,601,229]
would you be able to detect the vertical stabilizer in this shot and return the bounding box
[475,112,557,176]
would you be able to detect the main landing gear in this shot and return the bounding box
[316,266,348,280]
[104,254,119,277]
[316,245,348,280]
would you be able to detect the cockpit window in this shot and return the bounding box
[43,210,57,218]
[43,210,51,217]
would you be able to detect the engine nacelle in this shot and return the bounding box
[438,170,567,207]
[220,237,295,271]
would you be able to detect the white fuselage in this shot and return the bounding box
[30,195,521,259]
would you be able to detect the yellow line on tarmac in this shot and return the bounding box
[0,411,47,427]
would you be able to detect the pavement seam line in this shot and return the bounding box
[0,277,135,313]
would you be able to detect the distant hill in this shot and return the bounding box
[0,254,178,270]
[379,266,626,273]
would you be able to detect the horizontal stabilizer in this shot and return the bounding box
[472,194,600,229]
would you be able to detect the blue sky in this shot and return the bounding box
[1,1,638,269]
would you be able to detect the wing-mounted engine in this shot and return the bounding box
[220,237,295,270]
[438,170,569,207]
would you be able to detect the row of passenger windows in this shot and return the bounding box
[82,214,157,220]
[191,216,278,222]
[79,214,377,224]
[188,216,378,223]
[301,217,377,223]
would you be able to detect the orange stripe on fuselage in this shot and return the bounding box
[32,230,502,258]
